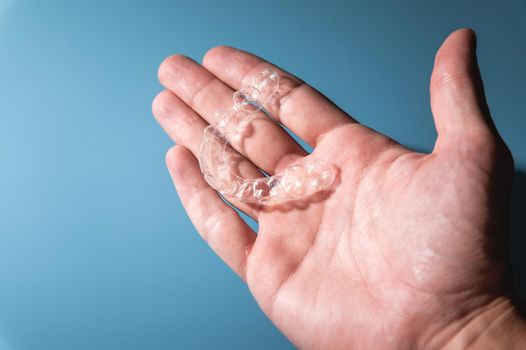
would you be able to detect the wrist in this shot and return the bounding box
[434,297,526,350]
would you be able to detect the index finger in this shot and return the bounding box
[202,46,355,147]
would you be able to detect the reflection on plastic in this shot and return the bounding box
[198,69,336,205]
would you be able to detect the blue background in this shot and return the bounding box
[0,0,525,349]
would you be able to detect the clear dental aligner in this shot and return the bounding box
[198,69,336,206]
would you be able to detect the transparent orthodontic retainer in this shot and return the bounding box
[198,69,336,206]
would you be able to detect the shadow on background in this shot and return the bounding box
[512,171,526,311]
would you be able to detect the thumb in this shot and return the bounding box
[430,28,498,154]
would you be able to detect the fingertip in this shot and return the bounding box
[165,145,179,164]
[152,90,175,120]
[450,28,476,41]
[202,45,236,66]
[157,54,194,85]
[165,145,193,179]
[444,28,476,45]
[202,46,259,86]
[433,28,477,75]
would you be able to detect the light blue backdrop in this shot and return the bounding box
[0,1,524,349]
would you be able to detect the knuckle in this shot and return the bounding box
[198,203,224,243]
[431,71,473,96]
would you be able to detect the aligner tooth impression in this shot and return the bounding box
[198,69,336,206]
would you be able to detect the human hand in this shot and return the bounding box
[152,29,524,349]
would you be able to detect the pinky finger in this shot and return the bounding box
[166,145,256,280]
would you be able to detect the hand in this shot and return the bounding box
[152,29,523,349]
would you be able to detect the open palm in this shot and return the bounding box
[153,29,514,349]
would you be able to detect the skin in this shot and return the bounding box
[152,29,524,349]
